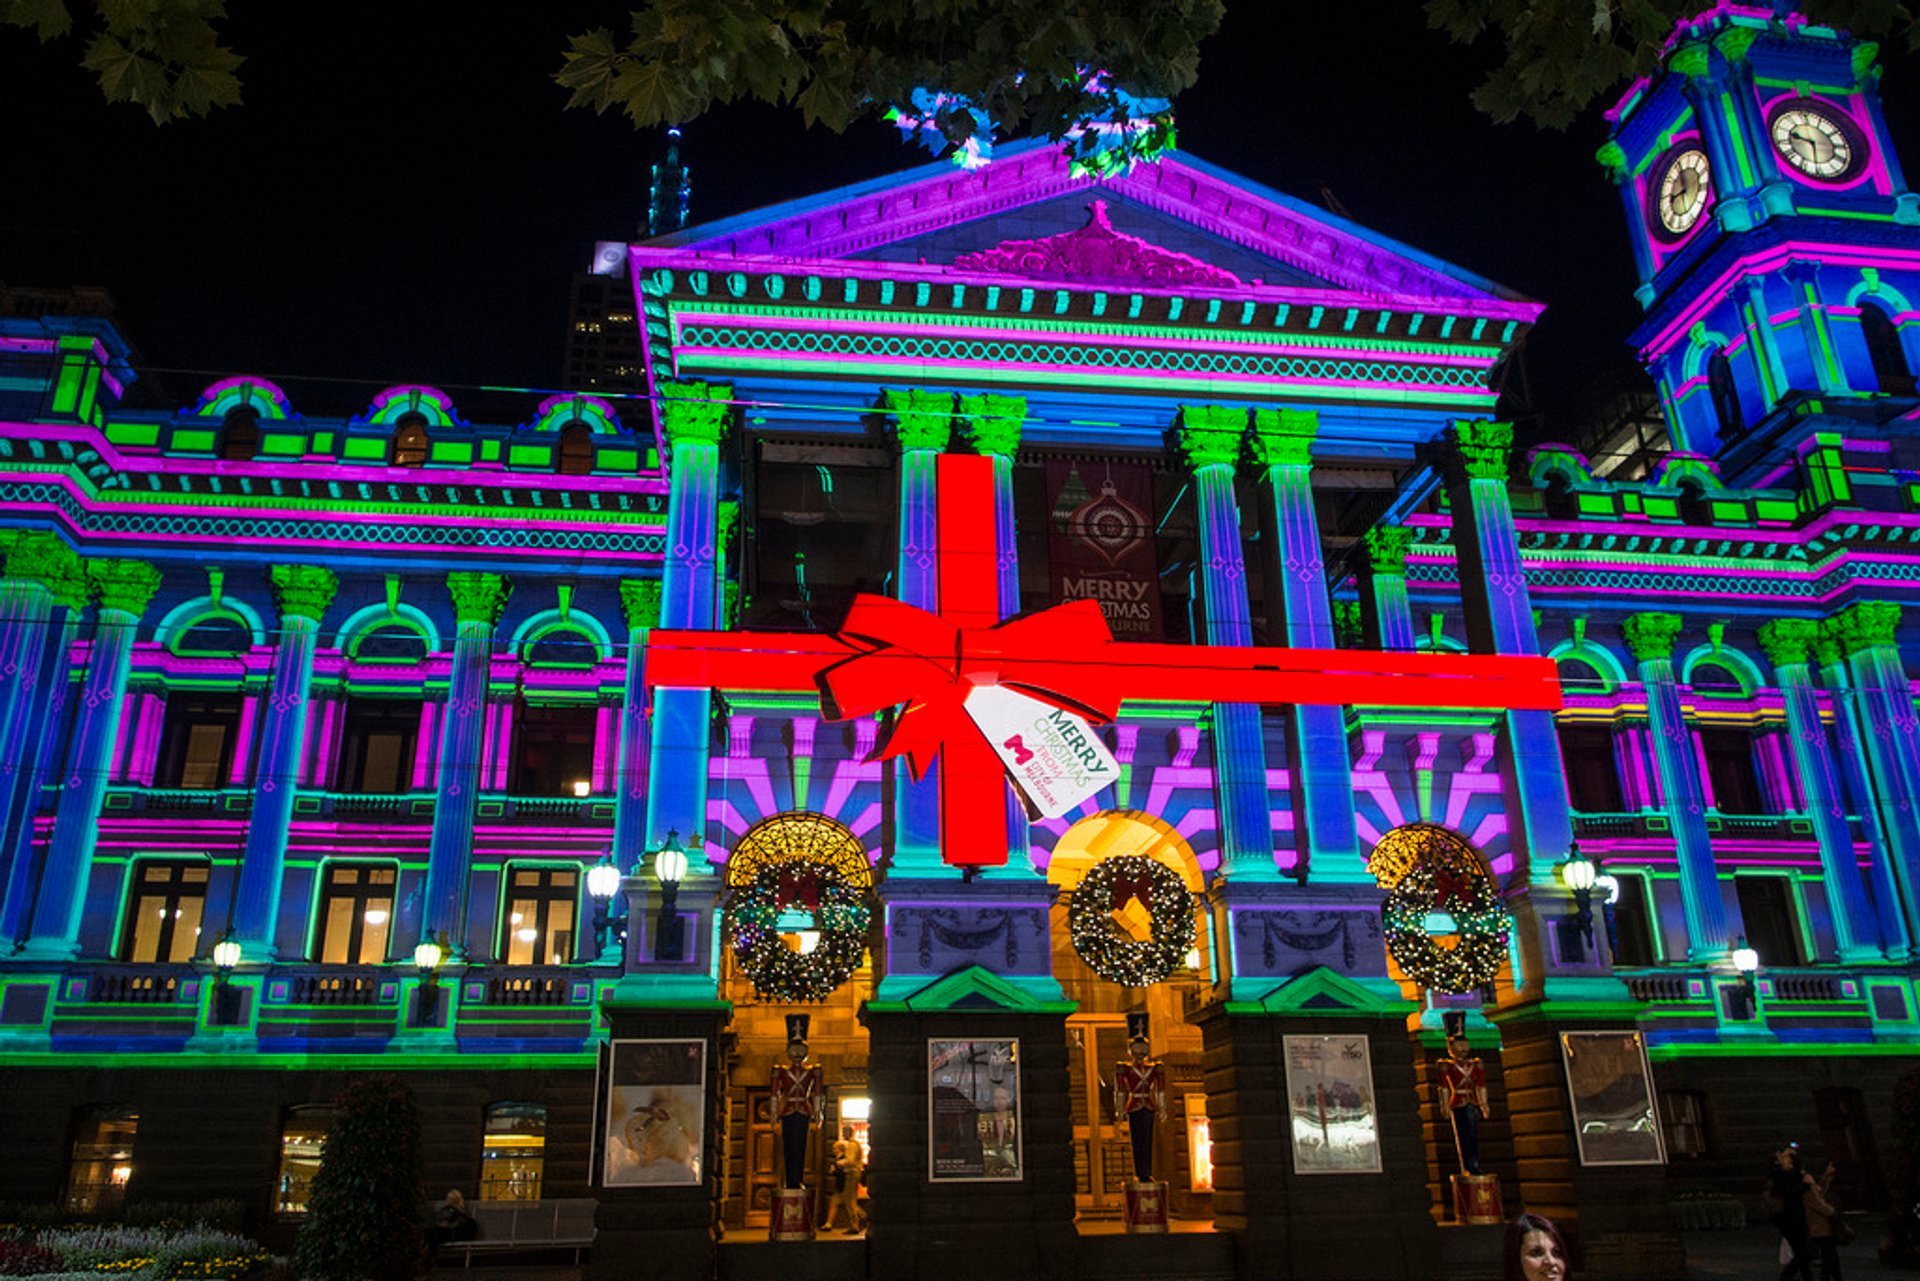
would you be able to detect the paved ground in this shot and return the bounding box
[1681,1228,1914,1280]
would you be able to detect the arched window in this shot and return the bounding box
[1861,302,1915,395]
[221,407,260,461]
[480,1103,547,1201]
[557,421,594,475]
[392,413,430,467]
[1707,351,1745,440]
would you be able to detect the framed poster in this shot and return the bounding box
[1283,1034,1383,1175]
[1560,1030,1667,1166]
[602,1038,706,1187]
[928,1038,1022,1182]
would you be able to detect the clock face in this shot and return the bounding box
[1770,103,1859,180]
[1654,148,1712,238]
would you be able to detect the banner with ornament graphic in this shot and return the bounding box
[1046,459,1164,640]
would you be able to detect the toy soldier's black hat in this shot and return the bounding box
[1442,1010,1468,1041]
[786,1013,810,1047]
[1126,1011,1150,1046]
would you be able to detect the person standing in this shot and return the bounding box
[1805,1159,1846,1281]
[1769,1143,1817,1281]
[824,1125,867,1234]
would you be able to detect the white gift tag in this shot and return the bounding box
[963,684,1121,820]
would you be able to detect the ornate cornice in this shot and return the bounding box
[883,388,954,453]
[1247,407,1317,468]
[620,579,662,633]
[270,564,339,624]
[953,200,1242,290]
[448,571,512,628]
[959,393,1025,458]
[1622,612,1684,663]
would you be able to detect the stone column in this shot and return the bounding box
[611,580,659,873]
[1250,408,1362,882]
[421,571,511,956]
[1815,629,1912,959]
[0,536,77,874]
[1358,525,1418,652]
[884,388,951,875]
[961,392,1033,878]
[1757,619,1881,962]
[1826,601,1920,942]
[1175,406,1277,882]
[231,565,337,960]
[643,382,731,860]
[1624,612,1736,961]
[21,559,162,958]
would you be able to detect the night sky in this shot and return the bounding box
[7,3,1920,435]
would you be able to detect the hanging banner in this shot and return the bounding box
[1046,460,1164,641]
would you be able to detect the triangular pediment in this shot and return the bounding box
[1235,965,1420,1017]
[870,964,1076,1014]
[649,140,1529,307]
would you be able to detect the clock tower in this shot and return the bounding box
[1600,4,1920,480]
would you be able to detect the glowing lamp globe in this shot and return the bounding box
[655,834,689,886]
[586,859,622,900]
[211,936,241,971]
[414,939,443,974]
[1732,943,1760,975]
[1559,850,1596,893]
[1594,873,1621,906]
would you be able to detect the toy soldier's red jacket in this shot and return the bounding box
[1437,1054,1488,1115]
[771,1062,824,1119]
[1113,1060,1167,1119]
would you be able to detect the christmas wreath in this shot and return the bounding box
[725,857,872,1002]
[1069,855,1195,987]
[1380,861,1509,995]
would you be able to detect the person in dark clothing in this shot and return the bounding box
[1805,1160,1846,1281]
[1770,1144,1817,1281]
[426,1189,477,1261]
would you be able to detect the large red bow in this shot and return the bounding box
[1109,870,1155,913]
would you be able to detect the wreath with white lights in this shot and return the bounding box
[725,857,872,1002]
[1069,855,1195,988]
[1380,862,1509,995]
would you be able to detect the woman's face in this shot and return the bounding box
[1519,1229,1566,1281]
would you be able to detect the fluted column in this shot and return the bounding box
[421,571,511,955]
[1250,409,1361,881]
[1814,630,1910,959]
[962,392,1033,878]
[0,536,78,880]
[1176,407,1277,882]
[1758,619,1880,961]
[612,579,660,872]
[1826,602,1920,941]
[231,565,338,959]
[22,559,162,958]
[643,382,731,861]
[883,389,953,874]
[1358,526,1418,652]
[1625,612,1736,961]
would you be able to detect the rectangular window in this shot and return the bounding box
[509,702,599,796]
[480,1104,547,1201]
[1660,1090,1709,1159]
[502,866,577,966]
[336,699,421,794]
[1608,872,1657,967]
[1701,729,1765,815]
[156,695,244,789]
[1559,726,1625,813]
[1735,875,1807,967]
[316,864,396,964]
[121,861,209,963]
[277,1108,331,1214]
[66,1108,138,1213]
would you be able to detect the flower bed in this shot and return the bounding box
[0,1223,272,1281]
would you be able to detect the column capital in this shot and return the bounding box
[1247,407,1317,468]
[269,564,339,624]
[448,571,511,628]
[883,388,954,452]
[1438,419,1515,485]
[5,532,85,604]
[958,392,1025,458]
[658,380,734,449]
[1825,601,1902,657]
[1756,619,1819,669]
[1362,525,1414,577]
[87,559,161,618]
[1623,612,1684,663]
[1174,405,1246,469]
[620,579,662,633]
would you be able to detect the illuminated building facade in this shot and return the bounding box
[2,8,1918,1278]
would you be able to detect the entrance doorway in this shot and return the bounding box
[1067,1017,1133,1218]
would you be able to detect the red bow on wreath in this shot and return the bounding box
[1109,869,1155,913]
[1431,864,1475,911]
[775,868,822,909]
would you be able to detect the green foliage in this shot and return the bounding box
[294,1076,423,1281]
[2,0,242,123]
[1425,0,1919,130]
[555,0,1223,161]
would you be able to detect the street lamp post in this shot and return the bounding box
[653,830,689,962]
[414,934,445,1025]
[210,930,242,1026]
[587,853,623,963]
[1731,936,1761,1019]
[1557,841,1598,954]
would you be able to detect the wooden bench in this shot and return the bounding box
[443,1198,597,1271]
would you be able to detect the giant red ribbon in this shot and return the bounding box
[644,454,1564,870]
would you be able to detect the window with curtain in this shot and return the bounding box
[316,864,396,964]
[480,1103,547,1201]
[121,860,209,963]
[502,866,577,965]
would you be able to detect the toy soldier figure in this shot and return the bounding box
[1437,1010,1490,1176]
[770,1013,824,1188]
[1113,1011,1168,1181]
